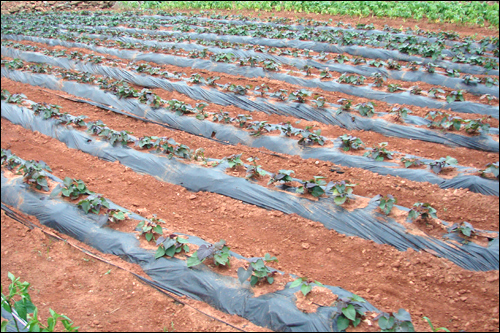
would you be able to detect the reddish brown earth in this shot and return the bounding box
[1,5,499,333]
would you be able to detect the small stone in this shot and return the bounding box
[301,243,310,250]
[326,248,332,253]
[189,195,197,200]
[486,275,499,283]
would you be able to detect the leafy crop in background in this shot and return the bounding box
[446,90,465,103]
[336,98,352,114]
[237,253,278,286]
[288,89,312,103]
[296,176,333,198]
[17,160,52,192]
[187,240,231,267]
[31,103,63,119]
[155,234,189,259]
[371,73,386,87]
[298,127,325,146]
[408,202,438,221]
[57,177,93,200]
[288,278,324,296]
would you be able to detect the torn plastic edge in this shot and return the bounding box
[2,103,498,271]
[3,33,497,119]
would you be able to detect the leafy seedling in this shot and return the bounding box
[237,253,278,286]
[17,160,52,192]
[268,170,295,185]
[55,177,93,200]
[107,209,127,223]
[408,202,438,222]
[363,142,394,162]
[224,154,243,168]
[77,194,110,215]
[423,317,450,332]
[137,215,165,242]
[449,221,476,237]
[331,180,355,205]
[288,277,324,297]
[390,106,412,121]
[428,156,458,174]
[296,176,334,198]
[339,134,364,151]
[155,234,189,259]
[401,156,424,168]
[376,308,415,332]
[379,194,397,215]
[246,157,266,180]
[480,162,499,179]
[186,240,231,267]
[354,102,376,117]
[334,294,366,331]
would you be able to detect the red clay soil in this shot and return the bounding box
[1,6,499,333]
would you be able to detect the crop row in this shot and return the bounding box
[3,148,419,332]
[2,97,498,272]
[3,38,499,101]
[5,12,498,59]
[2,55,494,161]
[3,13,498,71]
[5,88,497,191]
[2,37,498,122]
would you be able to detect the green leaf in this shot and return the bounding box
[337,315,350,331]
[310,186,325,197]
[79,200,90,213]
[165,245,177,257]
[187,252,203,267]
[154,246,166,259]
[267,276,274,285]
[153,224,163,234]
[145,233,153,242]
[301,283,312,296]
[334,196,347,205]
[250,275,259,286]
[289,278,303,289]
[342,304,357,321]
